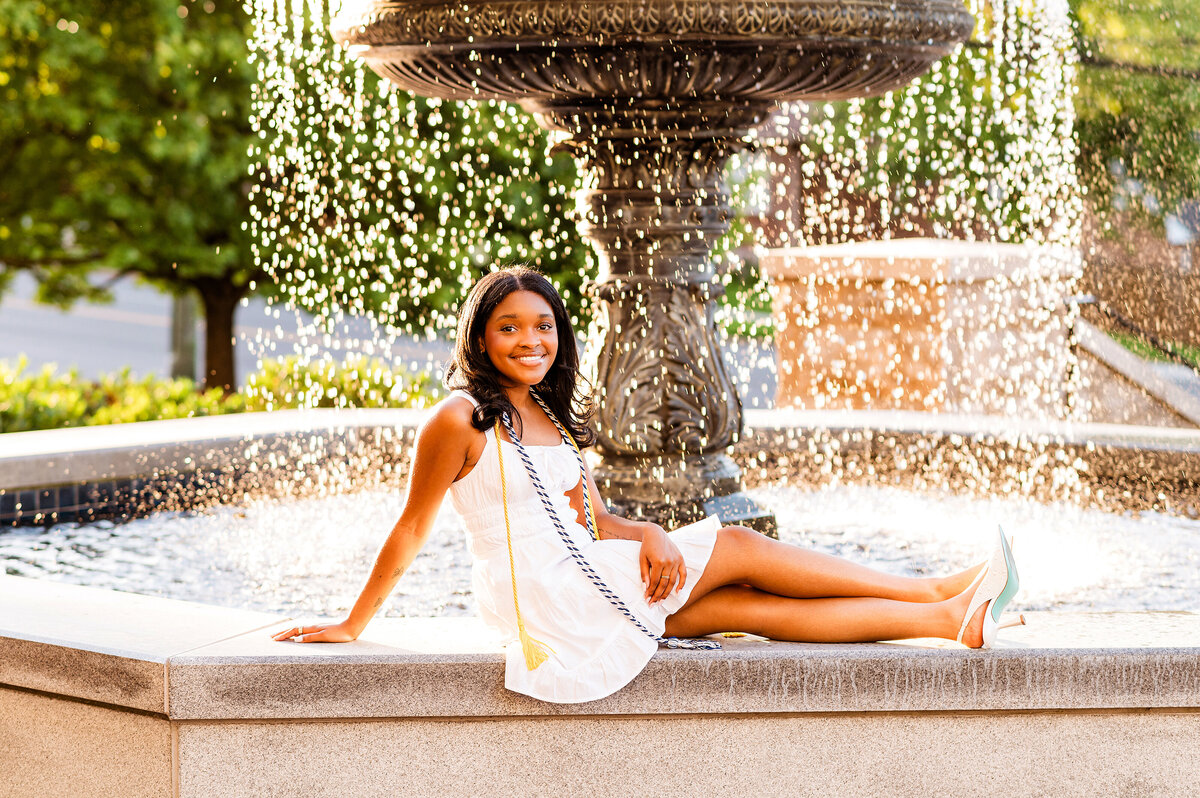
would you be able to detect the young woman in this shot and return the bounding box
[273,267,1022,703]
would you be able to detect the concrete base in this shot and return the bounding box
[175,711,1200,798]
[0,688,171,798]
[2,576,1199,797]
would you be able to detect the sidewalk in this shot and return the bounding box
[0,271,458,385]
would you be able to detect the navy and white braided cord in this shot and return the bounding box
[500,394,720,652]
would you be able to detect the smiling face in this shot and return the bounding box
[480,289,559,391]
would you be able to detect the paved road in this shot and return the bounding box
[0,271,779,407]
[0,271,459,385]
[1,272,177,380]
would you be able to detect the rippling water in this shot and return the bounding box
[4,484,1198,617]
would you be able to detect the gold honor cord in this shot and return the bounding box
[495,422,555,670]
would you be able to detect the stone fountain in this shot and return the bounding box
[332,0,975,530]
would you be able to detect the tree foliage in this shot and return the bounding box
[0,0,260,389]
[1,0,589,392]
[0,1,259,290]
[1071,0,1200,228]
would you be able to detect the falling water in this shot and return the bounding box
[238,0,1107,506]
[243,0,587,402]
[720,0,1090,434]
[244,0,1086,425]
[758,0,1081,248]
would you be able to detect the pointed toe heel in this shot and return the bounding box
[957,527,1022,649]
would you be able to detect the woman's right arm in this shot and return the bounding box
[272,398,476,643]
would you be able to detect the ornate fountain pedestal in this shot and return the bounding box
[333,0,974,530]
[566,118,772,529]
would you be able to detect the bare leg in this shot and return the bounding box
[682,526,982,607]
[666,584,986,646]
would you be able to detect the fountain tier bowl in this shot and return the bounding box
[332,0,977,119]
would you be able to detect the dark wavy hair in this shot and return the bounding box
[444,266,595,446]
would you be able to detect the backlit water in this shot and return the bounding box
[5,484,1197,619]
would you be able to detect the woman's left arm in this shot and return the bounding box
[570,464,687,603]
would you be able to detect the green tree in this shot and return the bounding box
[1,1,589,392]
[1070,0,1200,229]
[0,1,260,390]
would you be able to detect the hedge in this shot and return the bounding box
[0,356,441,433]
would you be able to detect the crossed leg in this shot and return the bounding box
[664,526,987,646]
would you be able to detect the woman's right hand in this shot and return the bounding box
[271,620,360,644]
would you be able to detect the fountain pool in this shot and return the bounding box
[6,482,1198,618]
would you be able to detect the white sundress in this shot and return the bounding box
[445,389,722,703]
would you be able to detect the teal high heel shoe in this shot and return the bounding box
[956,526,1023,648]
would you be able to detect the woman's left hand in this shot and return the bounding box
[640,523,687,604]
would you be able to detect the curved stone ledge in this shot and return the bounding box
[0,408,421,491]
[4,576,1199,722]
[6,407,1196,493]
[0,409,422,524]
[5,578,1200,796]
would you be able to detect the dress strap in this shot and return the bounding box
[449,388,480,408]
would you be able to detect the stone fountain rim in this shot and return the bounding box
[333,0,976,50]
[1,407,1196,496]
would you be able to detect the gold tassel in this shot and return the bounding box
[496,421,555,670]
[518,625,552,670]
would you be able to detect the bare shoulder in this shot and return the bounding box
[420,393,478,441]
[416,394,487,479]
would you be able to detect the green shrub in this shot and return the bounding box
[0,357,241,433]
[243,355,442,411]
[0,356,440,433]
